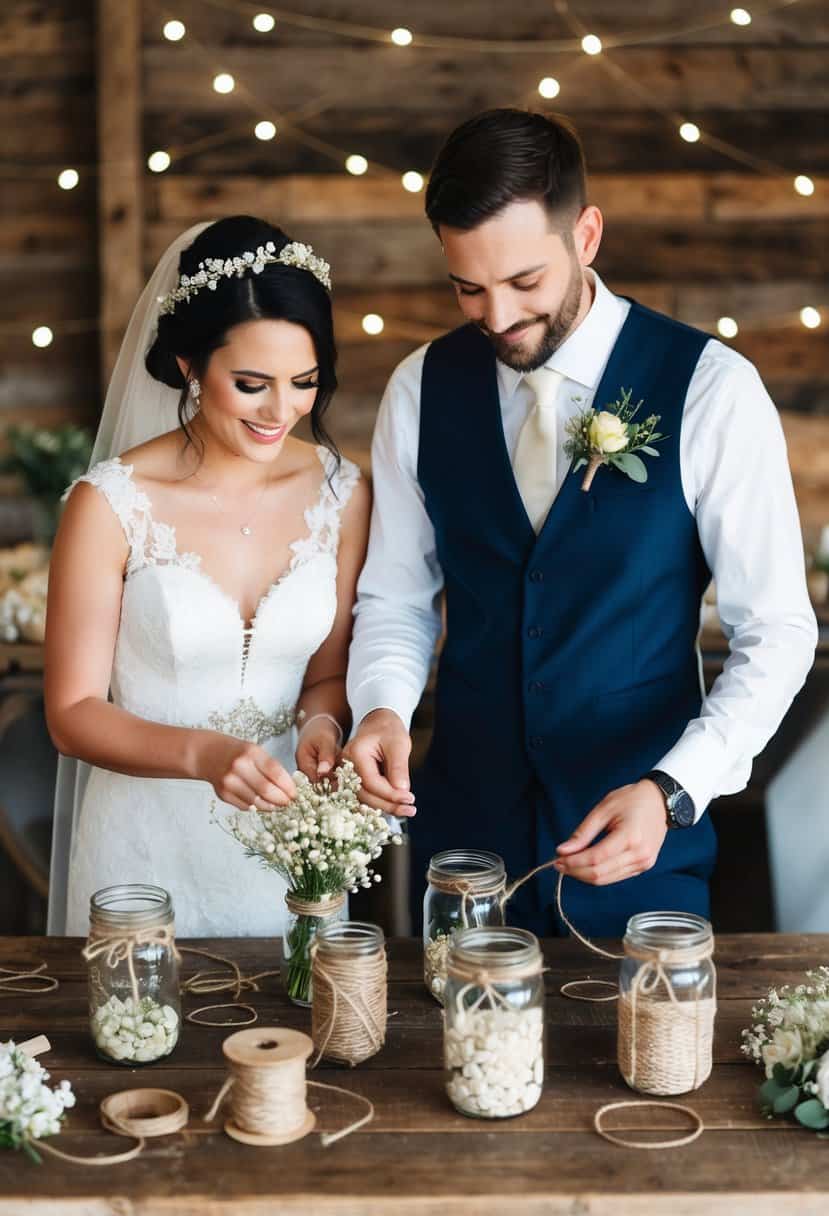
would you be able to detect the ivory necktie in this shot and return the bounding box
[513,367,565,533]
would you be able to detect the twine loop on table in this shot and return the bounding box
[0,962,59,994]
[179,946,279,1026]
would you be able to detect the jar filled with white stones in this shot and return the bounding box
[443,926,545,1119]
[618,911,716,1096]
[84,884,181,1066]
[423,850,506,1004]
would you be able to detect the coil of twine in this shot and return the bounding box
[205,1027,374,1148]
[309,931,387,1067]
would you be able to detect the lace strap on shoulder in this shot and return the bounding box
[307,449,361,556]
[62,458,151,573]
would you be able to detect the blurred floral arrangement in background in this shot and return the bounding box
[0,424,92,644]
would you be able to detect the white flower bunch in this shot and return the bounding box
[223,759,402,899]
[0,1041,75,1160]
[742,966,829,1133]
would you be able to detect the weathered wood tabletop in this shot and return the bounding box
[2,933,829,1214]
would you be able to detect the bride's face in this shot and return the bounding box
[189,319,320,461]
[439,198,602,372]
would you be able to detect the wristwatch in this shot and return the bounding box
[643,769,696,829]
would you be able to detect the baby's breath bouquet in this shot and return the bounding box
[0,1041,75,1164]
[223,760,401,1005]
[564,387,664,492]
[741,966,829,1133]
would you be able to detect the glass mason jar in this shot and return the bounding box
[618,910,716,1095]
[423,849,506,1004]
[282,894,348,1008]
[85,884,181,1066]
[444,926,545,1119]
[311,921,387,1065]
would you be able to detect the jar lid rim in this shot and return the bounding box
[624,910,712,951]
[449,925,542,970]
[89,883,174,928]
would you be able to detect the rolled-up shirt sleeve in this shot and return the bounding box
[347,345,444,732]
[656,347,818,818]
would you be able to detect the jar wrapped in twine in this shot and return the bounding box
[423,850,506,1004]
[310,921,387,1067]
[618,911,716,1096]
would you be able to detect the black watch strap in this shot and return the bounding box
[643,769,696,829]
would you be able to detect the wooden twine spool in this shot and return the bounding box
[310,922,387,1067]
[209,1027,317,1147]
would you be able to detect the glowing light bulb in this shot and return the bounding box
[538,77,561,99]
[346,154,368,176]
[255,121,277,141]
[32,326,53,348]
[57,168,79,190]
[402,170,424,193]
[680,122,701,143]
[717,317,739,339]
[800,307,821,330]
[213,73,235,94]
[391,27,413,46]
[581,34,602,55]
[730,8,752,25]
[252,13,275,32]
[147,150,171,173]
[794,174,815,197]
[163,20,185,41]
[362,314,385,336]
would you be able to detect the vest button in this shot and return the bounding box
[529,735,544,749]
[529,570,544,583]
[527,626,542,639]
[529,681,544,693]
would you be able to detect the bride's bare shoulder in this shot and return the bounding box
[118,430,188,483]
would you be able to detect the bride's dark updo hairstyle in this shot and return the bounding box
[146,215,338,460]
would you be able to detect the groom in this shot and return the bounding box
[345,109,817,937]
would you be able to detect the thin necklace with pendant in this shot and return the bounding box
[204,474,270,536]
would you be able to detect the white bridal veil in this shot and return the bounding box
[47,220,214,934]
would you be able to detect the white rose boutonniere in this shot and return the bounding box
[564,387,665,492]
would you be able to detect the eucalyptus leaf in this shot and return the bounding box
[794,1098,829,1130]
[760,1077,785,1105]
[612,452,648,483]
[638,446,660,457]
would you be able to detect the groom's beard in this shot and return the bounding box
[481,260,583,373]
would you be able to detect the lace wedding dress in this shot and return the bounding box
[60,445,359,937]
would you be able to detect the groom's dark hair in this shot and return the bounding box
[425,108,587,235]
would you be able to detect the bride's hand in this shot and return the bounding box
[195,732,297,811]
[295,713,343,782]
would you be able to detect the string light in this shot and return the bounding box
[147,150,171,173]
[581,34,602,55]
[801,307,822,330]
[538,77,561,99]
[252,13,275,32]
[717,317,739,339]
[162,19,186,41]
[213,73,235,94]
[402,170,424,193]
[255,120,277,141]
[57,169,79,190]
[362,314,385,336]
[31,326,53,349]
[679,122,701,143]
[794,174,815,197]
[391,28,413,46]
[346,154,368,176]
[730,8,752,24]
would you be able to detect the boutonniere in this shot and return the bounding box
[564,387,665,492]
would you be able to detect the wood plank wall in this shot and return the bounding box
[2,0,828,535]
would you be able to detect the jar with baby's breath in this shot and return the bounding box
[423,850,506,1004]
[83,884,181,1066]
[618,911,716,1096]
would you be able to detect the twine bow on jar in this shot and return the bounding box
[82,924,181,1007]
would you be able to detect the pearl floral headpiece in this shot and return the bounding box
[157,240,332,316]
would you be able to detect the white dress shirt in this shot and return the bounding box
[347,270,818,818]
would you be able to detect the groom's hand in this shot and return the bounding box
[553,780,667,885]
[343,709,417,817]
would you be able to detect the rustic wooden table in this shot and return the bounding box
[2,933,828,1214]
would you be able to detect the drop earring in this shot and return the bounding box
[188,378,201,404]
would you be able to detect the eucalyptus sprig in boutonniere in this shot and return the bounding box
[564,387,664,492]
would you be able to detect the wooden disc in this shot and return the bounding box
[100,1088,189,1136]
[224,1108,316,1147]
[222,1027,313,1069]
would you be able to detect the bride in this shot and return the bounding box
[44,215,370,937]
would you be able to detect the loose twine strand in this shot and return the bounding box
[309,939,387,1068]
[0,962,59,995]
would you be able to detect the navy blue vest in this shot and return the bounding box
[412,301,718,936]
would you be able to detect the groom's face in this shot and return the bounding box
[439,199,600,372]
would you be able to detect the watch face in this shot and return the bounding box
[670,791,696,828]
